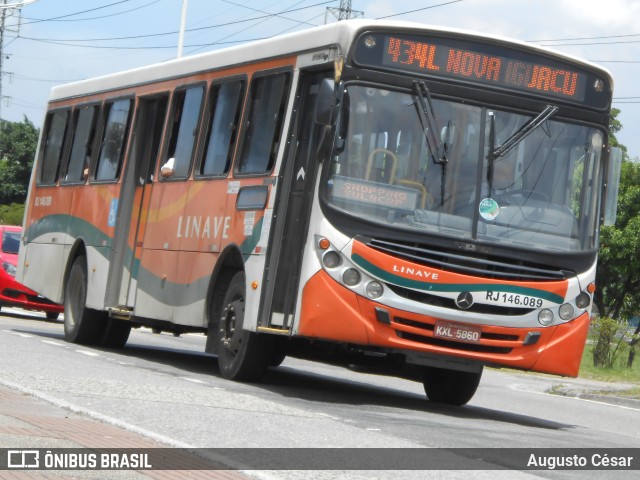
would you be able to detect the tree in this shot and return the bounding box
[594,108,640,366]
[0,116,39,205]
[607,108,627,155]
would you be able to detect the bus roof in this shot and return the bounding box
[48,19,613,102]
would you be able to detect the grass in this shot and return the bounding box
[578,340,640,386]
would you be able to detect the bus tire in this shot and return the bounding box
[63,256,106,345]
[100,319,131,348]
[217,271,271,381]
[422,366,483,406]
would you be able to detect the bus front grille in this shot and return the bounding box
[387,284,535,316]
[361,236,570,282]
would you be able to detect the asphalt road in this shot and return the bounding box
[0,307,638,480]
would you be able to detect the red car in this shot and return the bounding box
[1,225,64,320]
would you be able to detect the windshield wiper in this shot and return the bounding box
[413,81,448,165]
[413,81,449,206]
[487,104,559,193]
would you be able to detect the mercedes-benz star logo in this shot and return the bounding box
[456,291,474,310]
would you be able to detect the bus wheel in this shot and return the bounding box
[63,256,106,345]
[100,319,131,348]
[217,271,271,381]
[422,366,483,406]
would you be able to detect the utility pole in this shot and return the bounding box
[177,0,188,58]
[0,0,36,123]
[0,0,8,123]
[325,0,364,24]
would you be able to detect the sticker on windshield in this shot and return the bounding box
[479,198,499,221]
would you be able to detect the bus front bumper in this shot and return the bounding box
[298,270,589,377]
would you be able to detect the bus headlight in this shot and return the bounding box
[559,303,575,321]
[322,251,341,269]
[575,292,591,309]
[538,309,554,326]
[365,281,383,299]
[343,268,361,287]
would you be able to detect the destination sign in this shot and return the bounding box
[353,32,610,108]
[330,176,419,211]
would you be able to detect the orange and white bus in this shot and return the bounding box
[17,20,621,405]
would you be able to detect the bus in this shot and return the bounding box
[17,19,621,406]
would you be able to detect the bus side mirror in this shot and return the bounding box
[315,78,343,126]
[603,146,622,226]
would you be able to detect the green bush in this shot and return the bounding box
[0,203,25,226]
[592,316,622,368]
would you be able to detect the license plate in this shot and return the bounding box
[434,320,482,344]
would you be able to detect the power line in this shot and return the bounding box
[540,39,640,47]
[21,0,161,23]
[529,33,640,43]
[9,72,81,83]
[19,0,336,44]
[589,60,640,64]
[16,35,271,50]
[375,0,464,19]
[221,0,317,27]
[185,0,316,56]
[19,0,134,25]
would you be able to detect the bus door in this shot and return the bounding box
[105,94,168,311]
[258,72,327,330]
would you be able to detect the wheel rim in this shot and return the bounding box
[66,263,86,330]
[220,298,244,356]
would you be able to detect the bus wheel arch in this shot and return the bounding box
[63,245,107,345]
[63,239,87,294]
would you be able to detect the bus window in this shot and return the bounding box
[63,105,99,184]
[38,109,69,186]
[95,99,133,182]
[236,71,291,175]
[199,80,245,177]
[161,85,204,179]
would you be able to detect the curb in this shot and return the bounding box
[548,386,640,409]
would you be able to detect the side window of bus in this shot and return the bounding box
[236,71,291,175]
[95,99,133,182]
[38,110,69,186]
[198,79,245,177]
[63,105,99,184]
[161,85,205,180]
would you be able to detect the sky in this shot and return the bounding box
[2,0,639,158]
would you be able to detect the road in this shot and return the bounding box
[0,307,638,480]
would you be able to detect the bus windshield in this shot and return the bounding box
[325,84,604,253]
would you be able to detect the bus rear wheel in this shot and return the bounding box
[101,319,131,348]
[216,271,271,381]
[422,366,483,406]
[63,256,107,345]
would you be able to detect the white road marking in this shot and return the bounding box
[179,376,208,384]
[41,340,65,347]
[8,331,33,338]
[76,349,100,357]
[0,378,194,449]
